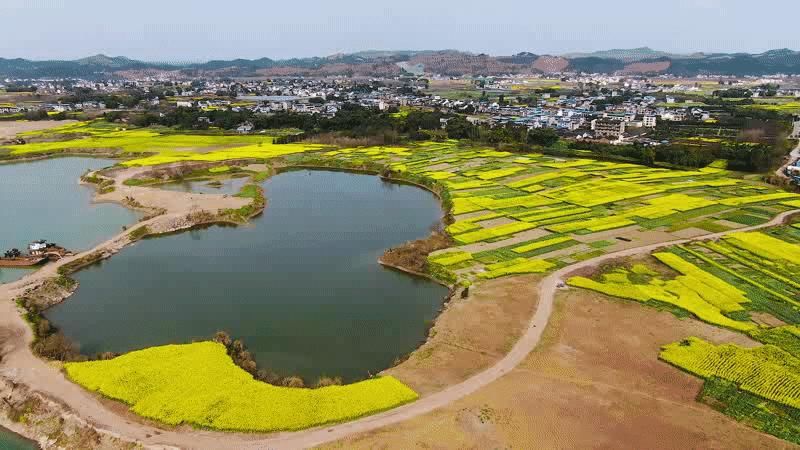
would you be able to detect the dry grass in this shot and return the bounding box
[329,288,786,449]
[381,231,452,275]
[385,274,541,395]
[0,120,77,140]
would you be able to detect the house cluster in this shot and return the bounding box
[425,92,716,141]
[0,101,106,115]
[159,76,721,141]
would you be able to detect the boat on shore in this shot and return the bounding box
[0,240,71,268]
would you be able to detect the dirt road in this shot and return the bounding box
[2,170,795,450]
[776,122,800,179]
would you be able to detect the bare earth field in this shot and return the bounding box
[386,274,541,395]
[326,289,793,450]
[0,157,797,448]
[0,120,77,140]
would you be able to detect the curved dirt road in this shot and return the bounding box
[775,124,800,179]
[2,189,796,450]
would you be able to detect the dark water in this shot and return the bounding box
[157,176,249,195]
[0,158,139,284]
[0,427,37,450]
[47,170,448,382]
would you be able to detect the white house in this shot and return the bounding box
[28,240,47,256]
[236,122,254,134]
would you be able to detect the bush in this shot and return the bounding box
[315,376,343,388]
[32,332,82,361]
[128,225,150,241]
[281,376,305,388]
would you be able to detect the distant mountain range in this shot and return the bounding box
[2,48,800,79]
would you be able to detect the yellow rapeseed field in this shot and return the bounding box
[65,342,418,432]
[661,337,800,409]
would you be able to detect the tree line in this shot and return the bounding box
[110,103,793,172]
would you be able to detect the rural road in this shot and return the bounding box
[776,121,800,179]
[3,201,796,450]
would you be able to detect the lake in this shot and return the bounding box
[0,158,139,284]
[47,170,448,382]
[0,427,37,450]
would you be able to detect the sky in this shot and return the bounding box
[3,0,800,62]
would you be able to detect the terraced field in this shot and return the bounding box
[310,141,800,287]
[8,122,800,440]
[568,226,800,443]
[9,125,800,288]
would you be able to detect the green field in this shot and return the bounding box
[568,226,800,444]
[746,97,800,115]
[10,121,800,436]
[2,121,320,164]
[7,122,799,287]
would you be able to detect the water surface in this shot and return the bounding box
[48,170,447,382]
[0,427,37,450]
[157,176,249,195]
[0,158,139,283]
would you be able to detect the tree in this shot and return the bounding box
[526,128,560,147]
[281,376,305,388]
[403,110,443,131]
[641,146,656,166]
[36,318,51,337]
[315,376,343,388]
[445,116,475,139]
[256,368,281,384]
[32,333,80,361]
[213,330,232,347]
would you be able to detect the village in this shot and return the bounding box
[4,72,799,146]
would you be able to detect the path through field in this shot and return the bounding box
[1,187,796,449]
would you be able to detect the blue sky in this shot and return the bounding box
[3,0,799,61]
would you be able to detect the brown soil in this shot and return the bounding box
[0,161,796,449]
[751,311,788,327]
[0,257,45,268]
[326,289,790,450]
[622,61,672,74]
[0,120,77,140]
[532,56,570,73]
[386,274,541,395]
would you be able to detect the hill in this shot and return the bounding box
[1,48,800,79]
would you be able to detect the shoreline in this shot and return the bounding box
[0,424,40,448]
[2,154,798,449]
[0,158,460,446]
[378,257,452,289]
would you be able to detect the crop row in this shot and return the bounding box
[661,338,800,409]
